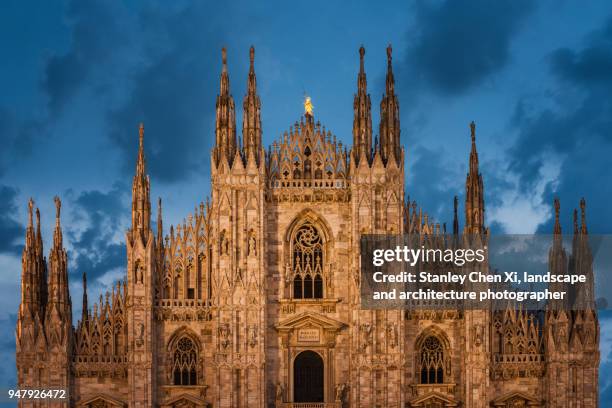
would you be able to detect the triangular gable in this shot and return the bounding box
[164,392,207,407]
[408,391,458,407]
[78,394,126,407]
[276,311,345,331]
[491,391,541,406]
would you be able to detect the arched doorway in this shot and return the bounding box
[293,350,324,402]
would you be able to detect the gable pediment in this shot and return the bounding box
[491,391,541,407]
[275,311,345,332]
[408,391,458,407]
[78,394,126,407]
[162,392,207,408]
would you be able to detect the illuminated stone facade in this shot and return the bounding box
[16,46,599,407]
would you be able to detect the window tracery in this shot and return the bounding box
[172,337,198,386]
[291,222,324,299]
[418,336,446,384]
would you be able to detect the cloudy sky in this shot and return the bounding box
[1,0,612,401]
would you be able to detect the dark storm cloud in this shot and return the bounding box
[42,0,131,114]
[66,183,128,283]
[107,3,238,182]
[407,145,462,226]
[509,16,612,234]
[40,1,241,183]
[400,0,535,95]
[0,185,23,255]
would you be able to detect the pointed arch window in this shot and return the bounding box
[172,337,198,386]
[291,222,324,299]
[418,336,445,384]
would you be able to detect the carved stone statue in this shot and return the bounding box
[386,323,398,348]
[219,323,231,350]
[248,235,256,256]
[360,323,372,351]
[275,382,284,402]
[248,325,257,348]
[335,382,347,401]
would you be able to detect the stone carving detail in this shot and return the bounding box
[218,323,231,350]
[248,325,257,348]
[360,323,372,351]
[387,323,398,348]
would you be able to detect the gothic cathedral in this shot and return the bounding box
[16,46,599,407]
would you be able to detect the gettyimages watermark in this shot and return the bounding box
[360,234,611,310]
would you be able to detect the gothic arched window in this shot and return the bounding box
[418,336,445,384]
[172,337,198,386]
[291,222,324,299]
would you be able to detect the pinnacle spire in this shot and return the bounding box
[386,44,394,94]
[379,44,400,165]
[553,197,561,236]
[580,198,588,234]
[215,47,237,166]
[464,121,485,235]
[27,198,33,228]
[352,45,372,165]
[53,196,62,248]
[243,46,262,164]
[46,196,71,332]
[82,272,88,321]
[131,124,151,243]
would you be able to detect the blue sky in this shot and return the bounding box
[1,0,612,402]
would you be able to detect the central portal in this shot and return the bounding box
[293,350,324,402]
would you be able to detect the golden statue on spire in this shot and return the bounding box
[304,95,313,116]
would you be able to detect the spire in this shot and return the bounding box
[352,45,372,165]
[453,196,459,236]
[580,197,588,235]
[131,123,151,244]
[156,197,164,264]
[20,199,37,307]
[26,198,34,249]
[35,207,42,251]
[35,206,47,311]
[242,46,262,164]
[573,208,578,234]
[82,272,88,321]
[47,196,71,321]
[53,196,62,249]
[553,197,561,236]
[379,44,401,165]
[214,47,237,166]
[464,121,485,235]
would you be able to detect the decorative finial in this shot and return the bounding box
[573,208,578,234]
[249,46,254,66]
[470,121,476,142]
[139,122,144,147]
[386,44,392,64]
[27,198,34,227]
[359,45,365,69]
[304,96,314,116]
[222,47,227,66]
[54,196,61,221]
[35,208,40,230]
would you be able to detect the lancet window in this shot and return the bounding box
[291,222,324,299]
[172,337,198,386]
[417,336,446,384]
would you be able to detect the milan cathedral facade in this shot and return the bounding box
[16,46,599,407]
